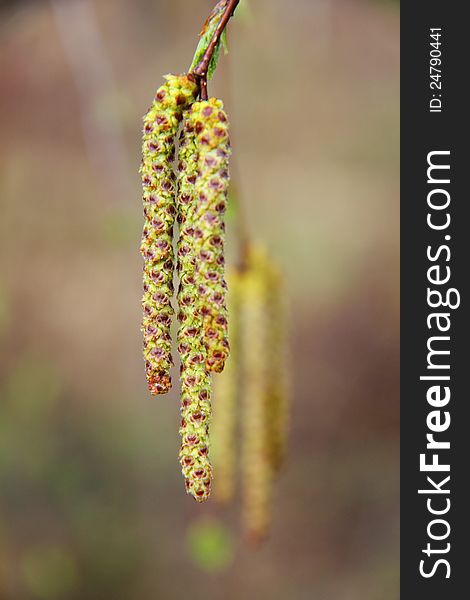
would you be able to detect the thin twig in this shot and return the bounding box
[191,0,240,98]
[191,0,248,267]
[199,77,209,101]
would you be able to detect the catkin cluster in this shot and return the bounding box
[210,246,289,541]
[140,74,198,395]
[140,76,231,502]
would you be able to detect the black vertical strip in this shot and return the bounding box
[401,2,468,597]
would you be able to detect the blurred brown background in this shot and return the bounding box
[0,0,399,598]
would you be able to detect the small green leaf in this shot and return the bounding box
[207,40,221,80]
[189,1,227,73]
[221,29,229,55]
[236,0,252,21]
[189,0,234,79]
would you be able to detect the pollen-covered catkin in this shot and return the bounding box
[240,263,273,544]
[176,113,213,502]
[185,99,231,374]
[178,352,213,502]
[140,74,197,395]
[211,271,240,503]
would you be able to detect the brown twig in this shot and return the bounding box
[191,0,240,99]
[191,0,248,268]
[199,77,209,101]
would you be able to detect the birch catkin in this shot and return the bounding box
[239,247,289,541]
[140,74,197,395]
[178,355,213,502]
[137,1,293,522]
[186,99,231,374]
[265,263,289,472]
[176,99,231,501]
[177,113,213,502]
[240,264,273,543]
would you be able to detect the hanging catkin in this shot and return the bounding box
[140,74,197,395]
[239,247,290,541]
[178,353,213,502]
[211,271,240,503]
[265,263,289,472]
[137,1,294,522]
[176,99,231,501]
[176,98,232,501]
[240,258,273,543]
[176,112,213,502]
[186,99,231,374]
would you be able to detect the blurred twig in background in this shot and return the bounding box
[50,0,133,204]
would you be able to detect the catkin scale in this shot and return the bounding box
[140,74,197,395]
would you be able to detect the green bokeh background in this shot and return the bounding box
[0,0,399,598]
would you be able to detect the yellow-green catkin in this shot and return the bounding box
[240,247,289,542]
[175,98,231,501]
[178,353,213,502]
[140,74,197,395]
[185,98,231,374]
[240,259,273,544]
[265,264,289,473]
[211,271,240,503]
[176,111,213,502]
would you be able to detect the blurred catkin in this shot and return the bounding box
[240,259,273,543]
[265,264,289,472]
[184,98,231,374]
[140,74,197,395]
[211,271,240,503]
[240,247,289,542]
